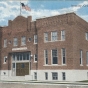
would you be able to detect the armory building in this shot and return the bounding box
[0,12,88,81]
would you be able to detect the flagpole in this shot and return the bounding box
[20,1,21,15]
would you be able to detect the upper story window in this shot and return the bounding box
[44,50,48,65]
[12,52,30,61]
[80,50,83,65]
[4,56,7,64]
[21,36,26,45]
[62,48,66,65]
[51,32,58,41]
[44,32,48,42]
[34,35,38,44]
[85,32,88,40]
[86,51,88,65]
[13,38,18,46]
[61,30,65,41]
[52,49,58,64]
[34,54,37,62]
[4,39,7,48]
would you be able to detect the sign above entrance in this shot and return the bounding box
[12,47,27,51]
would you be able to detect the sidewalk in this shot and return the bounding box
[0,80,88,85]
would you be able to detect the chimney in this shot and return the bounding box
[8,20,12,27]
[27,16,32,30]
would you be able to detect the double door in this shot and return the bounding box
[16,63,29,76]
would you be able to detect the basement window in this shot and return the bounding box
[52,72,58,80]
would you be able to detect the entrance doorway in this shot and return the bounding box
[12,52,30,76]
[16,63,29,76]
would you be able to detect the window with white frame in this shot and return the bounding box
[4,56,7,64]
[85,32,88,40]
[52,72,58,80]
[52,49,58,64]
[44,32,48,42]
[44,50,48,65]
[21,36,26,45]
[45,72,48,80]
[4,39,7,48]
[34,35,38,44]
[12,63,15,68]
[62,48,66,65]
[34,72,37,80]
[34,54,37,62]
[62,72,66,80]
[51,32,58,41]
[86,51,88,65]
[61,30,65,41]
[13,37,18,46]
[12,52,30,61]
[80,50,83,65]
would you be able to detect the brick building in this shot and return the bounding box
[0,12,88,81]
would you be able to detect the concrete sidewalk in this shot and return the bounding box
[0,80,88,85]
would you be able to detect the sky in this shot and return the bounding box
[0,0,88,26]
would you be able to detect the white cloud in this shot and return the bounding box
[80,15,88,22]
[0,1,88,26]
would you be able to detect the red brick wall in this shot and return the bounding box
[1,13,88,71]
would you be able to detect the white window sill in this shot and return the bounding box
[13,45,18,47]
[3,63,6,64]
[43,65,62,66]
[44,40,65,43]
[62,64,67,66]
[80,64,83,66]
[21,44,26,46]
[34,61,37,63]
[34,43,37,44]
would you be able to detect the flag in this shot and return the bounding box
[21,3,31,11]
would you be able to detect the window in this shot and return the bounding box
[27,53,30,60]
[12,52,30,61]
[13,38,18,46]
[34,54,37,62]
[13,63,15,68]
[51,32,58,41]
[62,48,66,65]
[21,36,26,45]
[80,50,83,65]
[4,39,7,47]
[86,51,88,65]
[85,32,88,40]
[52,49,58,64]
[45,72,48,80]
[19,53,22,60]
[4,56,7,63]
[52,72,58,80]
[62,72,66,80]
[61,30,65,41]
[44,50,48,65]
[17,54,19,61]
[12,54,15,61]
[34,72,37,80]
[87,72,88,79]
[44,32,48,42]
[34,35,38,44]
